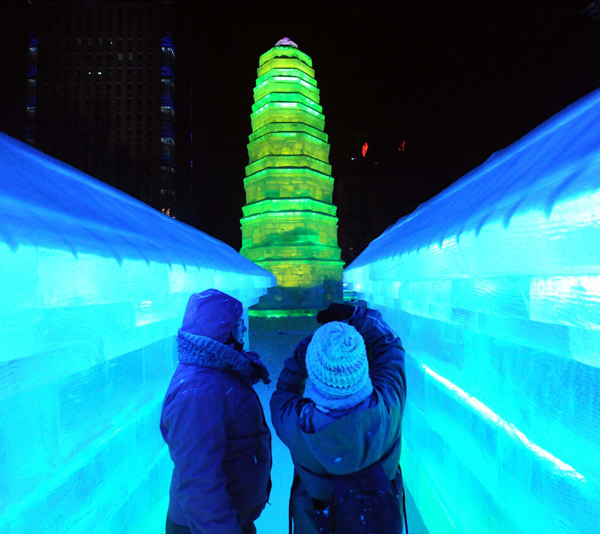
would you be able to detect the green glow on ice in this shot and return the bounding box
[247,135,330,163]
[249,308,318,318]
[251,101,324,119]
[257,58,315,79]
[243,166,333,185]
[259,46,313,67]
[254,78,319,101]
[241,41,343,294]
[249,123,328,143]
[248,131,330,149]
[252,92,322,113]
[241,210,337,223]
[255,68,317,88]
[245,155,332,176]
[242,198,337,217]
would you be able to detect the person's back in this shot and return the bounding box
[270,304,406,533]
[160,289,271,534]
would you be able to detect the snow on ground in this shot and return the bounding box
[250,315,319,534]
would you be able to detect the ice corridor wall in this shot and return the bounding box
[240,38,343,311]
[0,133,275,533]
[344,89,600,533]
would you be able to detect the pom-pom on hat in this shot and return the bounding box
[305,321,373,410]
[181,289,242,344]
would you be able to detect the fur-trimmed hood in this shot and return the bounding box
[177,329,270,386]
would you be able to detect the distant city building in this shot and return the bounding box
[26,0,175,211]
[240,38,344,314]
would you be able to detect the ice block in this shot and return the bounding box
[344,88,600,533]
[0,133,275,533]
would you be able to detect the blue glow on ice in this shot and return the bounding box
[344,88,600,533]
[422,363,585,482]
[0,133,274,532]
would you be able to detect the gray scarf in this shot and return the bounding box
[177,329,270,386]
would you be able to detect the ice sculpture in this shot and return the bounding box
[240,37,344,314]
[0,133,275,533]
[344,89,600,533]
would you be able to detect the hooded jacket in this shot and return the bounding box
[270,307,406,533]
[160,290,271,534]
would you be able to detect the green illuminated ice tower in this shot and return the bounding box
[241,38,344,314]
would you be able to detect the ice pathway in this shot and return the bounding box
[250,315,314,534]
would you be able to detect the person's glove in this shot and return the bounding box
[243,350,271,385]
[316,303,356,325]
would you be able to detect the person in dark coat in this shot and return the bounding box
[270,304,407,533]
[160,289,272,534]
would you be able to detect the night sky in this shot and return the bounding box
[2,1,599,260]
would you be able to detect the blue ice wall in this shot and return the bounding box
[0,133,275,533]
[344,89,600,533]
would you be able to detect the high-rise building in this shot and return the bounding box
[240,38,344,314]
[26,0,175,211]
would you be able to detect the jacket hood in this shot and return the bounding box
[299,398,393,474]
[181,289,242,343]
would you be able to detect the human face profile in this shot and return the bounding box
[232,316,247,345]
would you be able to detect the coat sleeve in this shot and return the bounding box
[162,387,243,534]
[269,336,312,444]
[350,307,407,412]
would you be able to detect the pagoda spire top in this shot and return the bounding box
[275,37,298,48]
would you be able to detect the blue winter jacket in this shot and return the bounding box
[160,331,272,534]
[270,307,406,533]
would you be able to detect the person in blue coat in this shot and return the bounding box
[270,303,407,533]
[160,289,272,534]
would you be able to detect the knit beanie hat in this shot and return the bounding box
[181,289,242,344]
[305,321,373,410]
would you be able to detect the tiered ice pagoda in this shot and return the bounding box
[240,38,343,314]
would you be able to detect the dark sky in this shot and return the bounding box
[2,1,599,256]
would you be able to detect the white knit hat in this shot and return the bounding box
[305,321,373,410]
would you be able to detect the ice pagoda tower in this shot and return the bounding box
[240,38,344,314]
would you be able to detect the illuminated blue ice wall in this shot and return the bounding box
[0,133,275,533]
[344,89,600,533]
